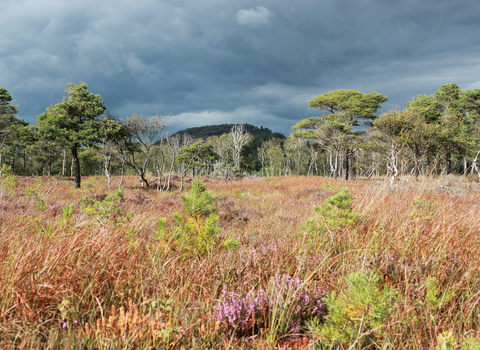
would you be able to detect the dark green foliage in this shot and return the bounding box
[177,140,219,167]
[36,83,106,147]
[294,89,388,180]
[308,89,388,126]
[36,82,109,188]
[0,87,26,172]
[173,123,284,139]
[405,83,480,175]
[0,87,18,117]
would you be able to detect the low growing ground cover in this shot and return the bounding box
[0,174,479,349]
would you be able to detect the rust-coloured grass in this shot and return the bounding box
[0,175,479,349]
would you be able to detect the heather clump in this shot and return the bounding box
[213,274,327,339]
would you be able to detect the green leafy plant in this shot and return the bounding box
[0,164,17,193]
[61,204,75,221]
[425,276,457,310]
[411,196,438,221]
[24,187,38,198]
[435,330,457,350]
[309,270,396,349]
[56,203,76,228]
[157,179,234,256]
[461,335,480,350]
[424,276,458,328]
[304,188,359,233]
[34,198,48,211]
[81,187,125,225]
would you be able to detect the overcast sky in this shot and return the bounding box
[2,0,480,136]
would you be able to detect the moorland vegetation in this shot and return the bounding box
[1,174,480,349]
[1,82,480,349]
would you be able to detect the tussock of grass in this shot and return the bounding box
[0,175,479,349]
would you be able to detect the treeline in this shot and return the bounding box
[1,82,479,188]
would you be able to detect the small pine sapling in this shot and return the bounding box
[157,179,229,256]
[304,188,359,234]
[81,187,125,225]
[309,270,396,349]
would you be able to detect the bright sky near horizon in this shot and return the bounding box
[2,0,480,135]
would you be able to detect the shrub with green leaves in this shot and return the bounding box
[309,270,396,349]
[81,187,125,225]
[433,330,480,350]
[304,188,359,234]
[181,179,217,218]
[157,179,234,256]
[411,196,438,221]
[0,164,17,194]
[425,276,457,310]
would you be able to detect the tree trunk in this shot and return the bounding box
[119,160,125,189]
[329,151,338,178]
[473,150,480,182]
[62,148,67,176]
[155,164,163,191]
[444,146,451,175]
[71,144,81,188]
[23,149,27,174]
[342,150,350,180]
[104,153,112,190]
[47,149,52,176]
[180,170,186,193]
[166,156,175,191]
[390,146,400,184]
[138,170,149,188]
[463,158,469,176]
[413,152,420,179]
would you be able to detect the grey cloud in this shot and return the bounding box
[1,0,480,136]
[235,6,274,26]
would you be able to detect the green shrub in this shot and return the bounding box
[157,179,236,257]
[434,331,480,350]
[81,187,125,225]
[411,196,438,221]
[309,270,396,349]
[0,164,17,194]
[304,188,359,234]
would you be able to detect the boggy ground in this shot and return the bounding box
[0,174,479,349]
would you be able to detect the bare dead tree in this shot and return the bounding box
[230,124,252,172]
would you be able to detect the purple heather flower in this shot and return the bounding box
[214,275,327,338]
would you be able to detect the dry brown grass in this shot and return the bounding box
[1,175,479,349]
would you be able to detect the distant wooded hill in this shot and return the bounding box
[173,123,286,171]
[172,123,285,140]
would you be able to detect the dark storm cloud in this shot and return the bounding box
[1,0,480,135]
